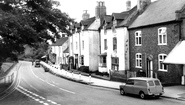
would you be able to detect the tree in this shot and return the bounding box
[0,0,74,65]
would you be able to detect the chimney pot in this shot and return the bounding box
[126,0,131,11]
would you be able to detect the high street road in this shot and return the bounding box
[0,61,184,105]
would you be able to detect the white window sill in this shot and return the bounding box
[158,69,167,72]
[136,66,142,68]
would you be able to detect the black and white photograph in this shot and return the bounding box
[0,0,185,105]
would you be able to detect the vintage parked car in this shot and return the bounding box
[119,77,164,99]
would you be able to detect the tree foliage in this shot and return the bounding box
[0,0,74,63]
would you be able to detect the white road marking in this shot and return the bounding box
[59,88,75,94]
[17,86,61,105]
[30,65,76,94]
[17,62,62,105]
[52,81,59,85]
[28,84,40,92]
[17,88,49,105]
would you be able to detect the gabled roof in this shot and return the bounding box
[100,6,138,29]
[80,17,96,30]
[118,6,138,27]
[74,23,81,28]
[129,0,185,29]
[100,15,112,29]
[112,12,129,20]
[51,37,68,46]
[104,15,112,23]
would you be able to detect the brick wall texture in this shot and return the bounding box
[129,22,183,85]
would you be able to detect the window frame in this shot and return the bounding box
[76,41,78,50]
[113,37,117,51]
[158,27,167,45]
[111,57,119,71]
[82,40,84,50]
[135,31,142,46]
[158,54,168,72]
[100,56,107,67]
[81,55,84,65]
[135,53,142,68]
[104,39,107,50]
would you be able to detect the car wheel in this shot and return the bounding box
[120,89,125,95]
[139,92,145,99]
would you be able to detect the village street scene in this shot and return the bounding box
[0,0,185,105]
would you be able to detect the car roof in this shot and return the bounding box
[128,77,159,81]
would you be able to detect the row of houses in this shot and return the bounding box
[51,0,185,85]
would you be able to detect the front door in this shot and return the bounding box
[75,54,78,69]
[146,58,153,78]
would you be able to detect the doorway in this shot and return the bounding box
[146,58,153,78]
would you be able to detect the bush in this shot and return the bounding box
[78,66,89,73]
[61,64,69,70]
[94,71,109,76]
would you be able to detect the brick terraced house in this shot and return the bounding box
[129,0,185,85]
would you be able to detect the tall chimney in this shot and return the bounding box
[95,1,106,18]
[126,0,131,11]
[137,0,151,13]
[82,10,90,20]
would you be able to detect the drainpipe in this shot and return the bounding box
[179,22,182,41]
[79,32,81,67]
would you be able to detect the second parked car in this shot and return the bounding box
[119,77,164,99]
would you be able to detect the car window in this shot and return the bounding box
[148,81,154,86]
[154,80,161,86]
[126,79,134,85]
[134,80,147,86]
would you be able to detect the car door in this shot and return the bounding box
[134,80,146,95]
[124,79,134,94]
[148,80,156,94]
[154,80,163,94]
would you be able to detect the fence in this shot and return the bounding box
[0,62,19,87]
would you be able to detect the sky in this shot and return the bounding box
[57,0,157,22]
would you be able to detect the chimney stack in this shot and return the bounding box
[126,0,131,11]
[82,10,90,20]
[95,1,106,18]
[137,0,151,13]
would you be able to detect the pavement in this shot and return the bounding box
[1,61,185,101]
[39,62,185,101]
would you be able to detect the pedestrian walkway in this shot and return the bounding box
[41,62,185,101]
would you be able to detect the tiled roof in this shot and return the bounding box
[112,12,129,20]
[118,6,138,27]
[129,0,185,28]
[104,15,112,23]
[106,21,113,29]
[100,15,112,29]
[51,37,68,46]
[80,17,96,30]
[101,6,138,29]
